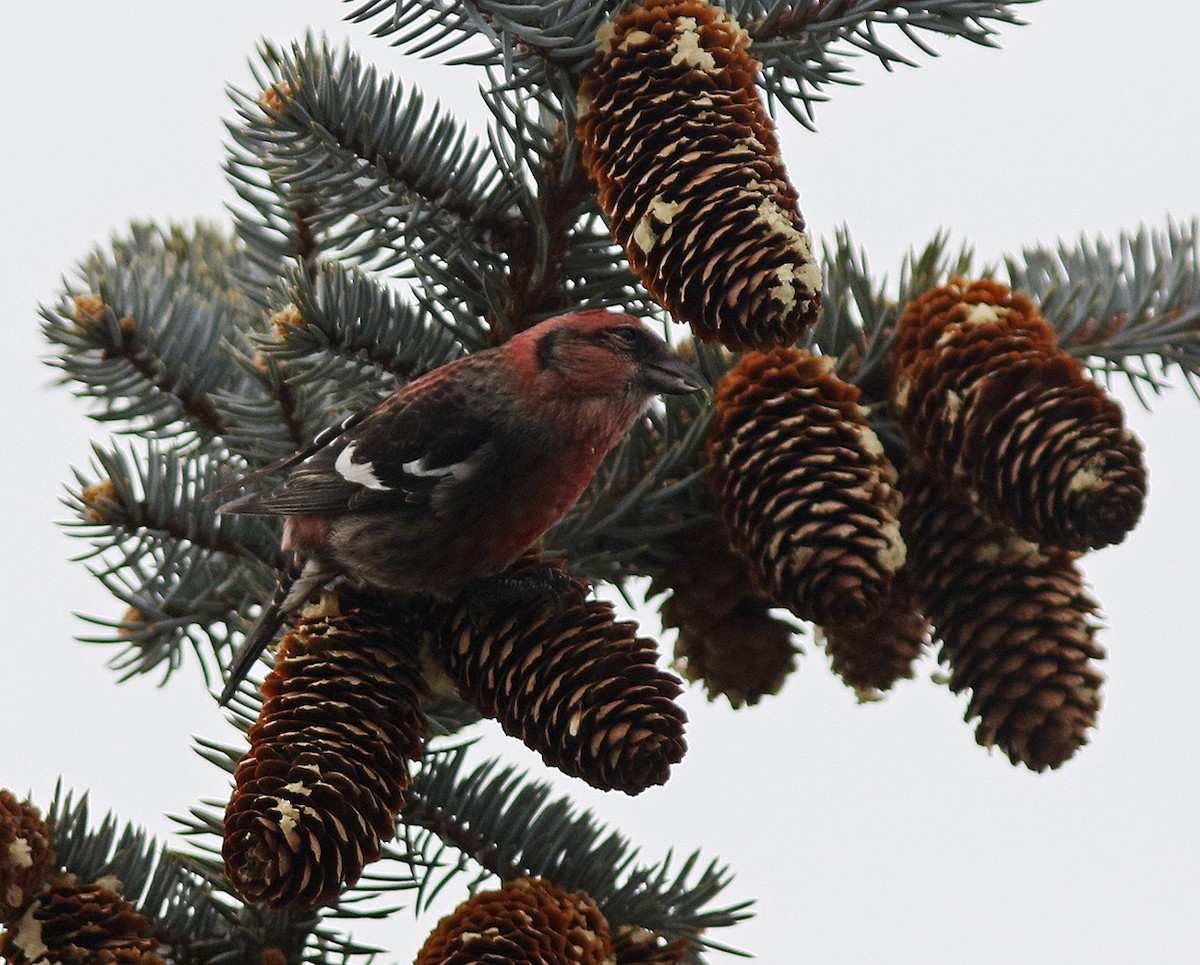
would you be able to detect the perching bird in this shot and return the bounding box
[216,309,704,704]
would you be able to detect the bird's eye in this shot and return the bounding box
[607,325,640,348]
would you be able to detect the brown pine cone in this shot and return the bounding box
[612,927,691,965]
[432,561,687,795]
[0,874,162,965]
[890,278,1146,551]
[0,791,56,926]
[652,520,796,707]
[900,465,1105,771]
[414,876,612,965]
[578,0,820,349]
[821,573,929,699]
[223,596,428,909]
[708,347,906,626]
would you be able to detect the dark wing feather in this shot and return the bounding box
[219,354,499,518]
[209,408,371,509]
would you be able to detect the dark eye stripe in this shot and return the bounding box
[535,326,561,370]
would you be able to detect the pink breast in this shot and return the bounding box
[282,514,330,554]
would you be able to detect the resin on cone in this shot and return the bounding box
[578,0,821,349]
[612,927,691,965]
[890,278,1146,551]
[707,348,906,626]
[0,791,56,926]
[223,596,428,909]
[900,465,1105,771]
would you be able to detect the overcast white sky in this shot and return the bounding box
[3,2,1198,963]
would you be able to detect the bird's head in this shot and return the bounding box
[509,310,705,407]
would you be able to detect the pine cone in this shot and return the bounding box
[890,278,1146,551]
[900,465,1105,771]
[0,791,56,925]
[612,927,691,965]
[415,876,612,965]
[0,874,162,965]
[223,597,429,909]
[652,520,796,707]
[432,561,687,795]
[578,0,820,349]
[708,348,906,626]
[821,572,929,699]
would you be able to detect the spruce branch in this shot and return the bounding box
[346,0,483,60]
[345,0,1034,131]
[257,263,462,398]
[557,207,662,312]
[896,227,982,303]
[67,444,279,566]
[744,0,1037,127]
[216,351,332,466]
[391,745,751,963]
[41,223,256,443]
[217,261,467,468]
[1006,220,1200,402]
[344,0,618,72]
[226,36,508,279]
[225,112,326,296]
[63,443,279,683]
[488,122,598,332]
[482,66,659,321]
[43,788,238,965]
[814,228,895,382]
[816,227,981,400]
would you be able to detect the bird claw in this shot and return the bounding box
[461,566,588,630]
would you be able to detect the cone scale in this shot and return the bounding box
[653,519,796,707]
[0,875,163,965]
[821,573,929,699]
[0,792,56,927]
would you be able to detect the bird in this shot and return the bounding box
[216,309,704,704]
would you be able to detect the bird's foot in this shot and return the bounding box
[461,564,588,629]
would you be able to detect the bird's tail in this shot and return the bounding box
[218,556,334,706]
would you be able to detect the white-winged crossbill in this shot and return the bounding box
[216,310,703,704]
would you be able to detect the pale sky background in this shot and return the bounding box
[3,2,1198,963]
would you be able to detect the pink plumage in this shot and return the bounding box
[216,310,702,703]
